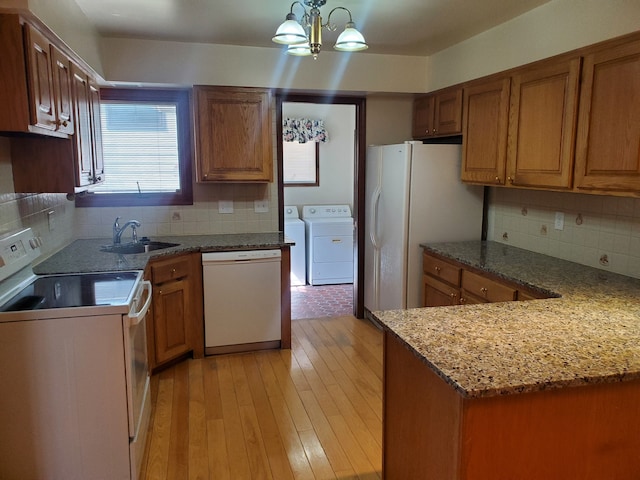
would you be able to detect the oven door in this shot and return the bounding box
[123,280,152,439]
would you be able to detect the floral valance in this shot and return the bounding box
[283,117,328,143]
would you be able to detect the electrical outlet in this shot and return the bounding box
[254,200,269,213]
[218,200,234,214]
[47,211,55,231]
[554,212,564,230]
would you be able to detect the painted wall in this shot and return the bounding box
[365,95,414,147]
[99,37,428,94]
[282,103,355,210]
[426,0,640,90]
[487,188,640,279]
[20,0,104,76]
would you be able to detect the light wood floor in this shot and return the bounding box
[140,315,383,480]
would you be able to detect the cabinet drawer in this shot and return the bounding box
[461,270,517,302]
[151,256,191,284]
[423,253,462,286]
[423,275,460,307]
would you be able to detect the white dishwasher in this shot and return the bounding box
[202,249,282,355]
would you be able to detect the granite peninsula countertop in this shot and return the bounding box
[372,241,640,399]
[34,232,291,274]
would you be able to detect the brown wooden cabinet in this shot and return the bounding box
[194,86,273,182]
[51,45,75,136]
[70,66,104,189]
[506,57,581,189]
[146,253,204,372]
[0,15,76,137]
[3,13,105,193]
[574,38,640,194]
[422,250,546,307]
[89,82,105,184]
[461,77,511,185]
[11,70,105,193]
[412,87,463,139]
[460,269,517,303]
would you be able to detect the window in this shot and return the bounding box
[75,88,193,207]
[283,141,319,186]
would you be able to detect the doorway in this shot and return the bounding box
[276,93,366,319]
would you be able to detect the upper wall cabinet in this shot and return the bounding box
[412,87,462,139]
[574,38,640,194]
[461,77,511,185]
[194,86,273,183]
[506,57,581,189]
[0,15,73,137]
[3,13,105,193]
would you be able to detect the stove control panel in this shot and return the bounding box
[0,228,41,283]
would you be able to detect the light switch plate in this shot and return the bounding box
[219,200,234,214]
[554,211,564,230]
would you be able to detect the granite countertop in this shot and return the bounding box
[372,241,640,399]
[34,232,291,274]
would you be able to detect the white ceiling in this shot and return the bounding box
[72,0,553,56]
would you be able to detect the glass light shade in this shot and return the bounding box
[272,14,308,45]
[334,22,368,51]
[287,43,312,56]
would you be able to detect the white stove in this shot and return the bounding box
[0,228,151,479]
[302,204,354,285]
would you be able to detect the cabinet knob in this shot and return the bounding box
[495,176,501,184]
[171,268,176,274]
[450,293,457,299]
[508,176,514,184]
[460,297,467,304]
[434,266,441,274]
[480,287,488,296]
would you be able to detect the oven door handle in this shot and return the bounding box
[128,281,152,326]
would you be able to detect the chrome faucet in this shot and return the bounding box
[113,217,141,245]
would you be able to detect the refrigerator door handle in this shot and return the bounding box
[370,187,381,249]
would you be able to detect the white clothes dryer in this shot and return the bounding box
[302,205,354,285]
[284,205,306,286]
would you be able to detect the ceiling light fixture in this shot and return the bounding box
[272,0,368,59]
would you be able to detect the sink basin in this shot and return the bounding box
[100,241,180,255]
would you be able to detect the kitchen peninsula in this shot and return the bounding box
[374,241,640,479]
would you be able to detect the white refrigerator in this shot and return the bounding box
[364,142,484,312]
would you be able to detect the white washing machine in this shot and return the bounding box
[302,204,354,285]
[284,205,306,286]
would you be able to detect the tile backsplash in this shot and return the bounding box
[73,182,279,239]
[487,188,640,279]
[0,138,75,258]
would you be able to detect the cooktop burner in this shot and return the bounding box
[1,272,140,312]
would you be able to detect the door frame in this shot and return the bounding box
[276,92,366,319]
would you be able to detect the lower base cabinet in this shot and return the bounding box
[383,331,640,479]
[422,250,545,306]
[146,253,203,372]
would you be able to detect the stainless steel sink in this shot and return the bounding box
[100,241,180,255]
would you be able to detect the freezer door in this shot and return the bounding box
[364,144,411,312]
